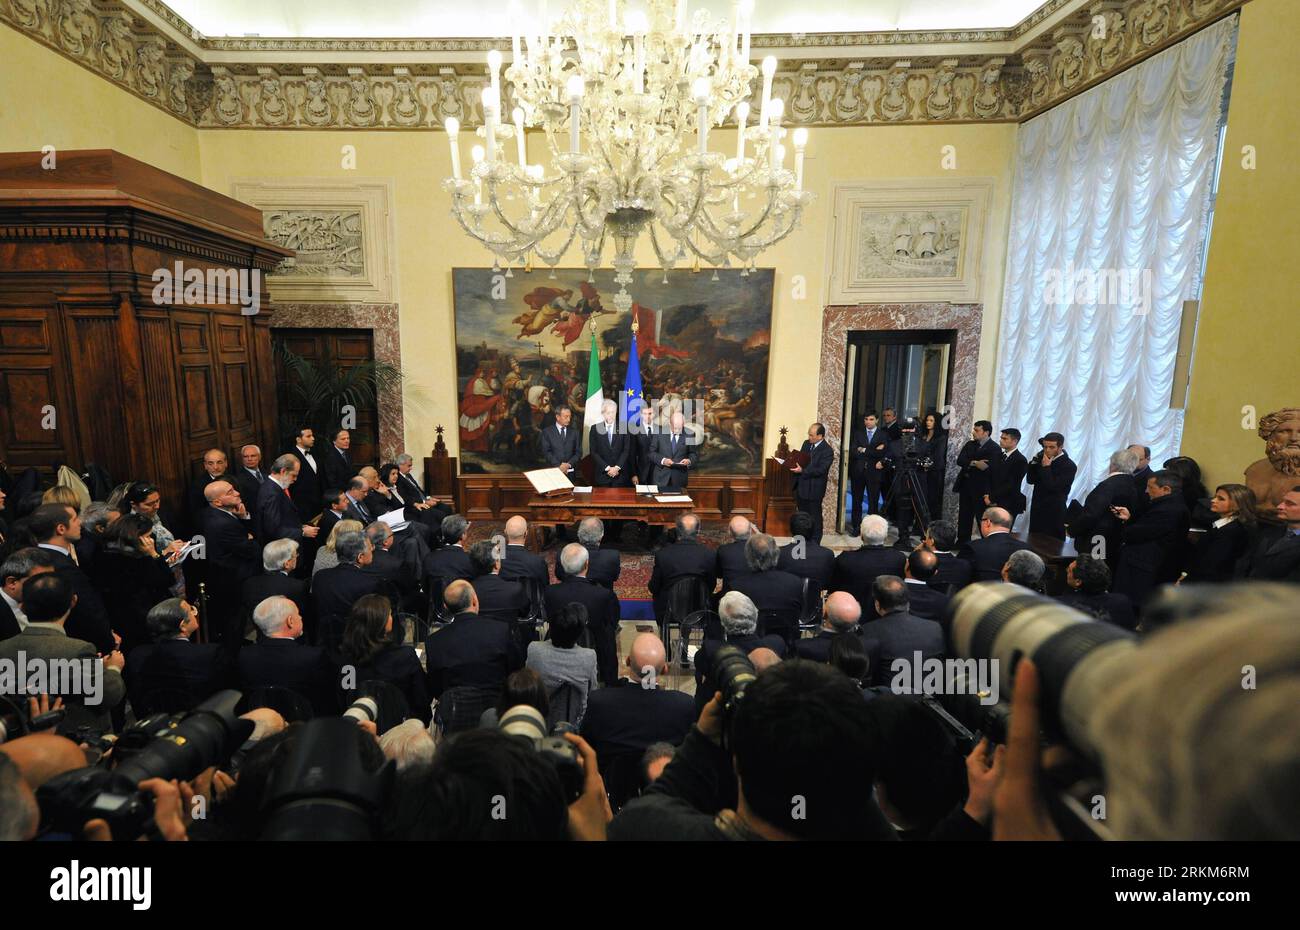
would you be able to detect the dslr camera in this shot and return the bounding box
[498,704,585,802]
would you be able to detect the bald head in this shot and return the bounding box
[728,516,753,541]
[204,480,233,503]
[823,591,862,632]
[504,515,528,543]
[629,633,667,681]
[0,732,88,790]
[443,579,478,613]
[749,647,782,673]
[981,507,1013,532]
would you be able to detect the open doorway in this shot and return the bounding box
[837,330,956,535]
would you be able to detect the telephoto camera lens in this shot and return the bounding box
[342,696,380,725]
[710,645,757,720]
[497,704,585,802]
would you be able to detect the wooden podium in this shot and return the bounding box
[763,427,798,536]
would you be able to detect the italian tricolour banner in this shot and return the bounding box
[582,326,603,455]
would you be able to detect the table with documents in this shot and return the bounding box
[525,486,694,550]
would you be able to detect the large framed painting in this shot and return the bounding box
[825,178,993,304]
[453,268,774,475]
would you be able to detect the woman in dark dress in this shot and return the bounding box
[1184,484,1258,583]
[1162,456,1214,529]
[91,513,179,653]
[919,412,948,521]
[338,593,431,724]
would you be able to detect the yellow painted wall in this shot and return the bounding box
[0,25,201,181]
[1182,0,1299,489]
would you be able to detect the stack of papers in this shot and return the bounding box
[635,484,659,494]
[655,495,692,503]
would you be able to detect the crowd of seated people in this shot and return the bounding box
[0,439,1296,843]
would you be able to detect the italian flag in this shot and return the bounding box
[582,326,603,455]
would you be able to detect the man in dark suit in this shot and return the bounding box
[318,489,349,539]
[423,580,524,698]
[232,444,267,508]
[958,507,1032,582]
[0,547,56,642]
[794,591,881,671]
[554,516,621,587]
[695,590,787,704]
[241,538,310,622]
[848,410,890,534]
[546,543,622,684]
[288,427,324,520]
[590,399,631,487]
[341,477,378,525]
[124,598,227,713]
[498,515,549,585]
[362,521,416,601]
[778,511,837,595]
[579,632,695,762]
[631,405,657,486]
[902,549,950,623]
[1026,432,1078,539]
[647,411,698,493]
[714,516,753,592]
[540,405,582,476]
[1112,470,1190,606]
[829,514,905,613]
[954,420,999,541]
[239,595,339,715]
[187,448,236,533]
[425,513,475,591]
[728,533,804,646]
[1127,444,1154,513]
[393,453,452,532]
[922,520,973,591]
[1070,448,1142,567]
[1247,486,1300,582]
[311,530,382,652]
[860,576,944,687]
[647,513,717,620]
[791,422,834,543]
[27,503,113,654]
[1057,556,1136,630]
[986,428,1029,529]
[255,454,321,546]
[195,481,262,642]
[319,429,356,495]
[468,539,528,621]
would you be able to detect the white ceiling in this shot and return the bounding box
[163,0,1051,39]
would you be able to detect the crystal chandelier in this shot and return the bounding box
[441,0,813,312]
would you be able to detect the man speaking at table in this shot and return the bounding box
[541,405,582,476]
[648,410,697,493]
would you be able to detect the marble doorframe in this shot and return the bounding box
[817,302,984,535]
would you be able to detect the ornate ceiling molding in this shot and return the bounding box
[1,0,1249,130]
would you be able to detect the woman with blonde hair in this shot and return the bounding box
[313,518,364,575]
[1183,483,1258,582]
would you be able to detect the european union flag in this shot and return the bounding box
[622,329,644,427]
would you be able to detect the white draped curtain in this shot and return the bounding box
[994,16,1237,503]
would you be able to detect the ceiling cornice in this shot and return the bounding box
[0,0,1249,129]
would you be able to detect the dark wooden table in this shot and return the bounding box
[527,487,695,550]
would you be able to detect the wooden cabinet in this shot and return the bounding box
[0,149,292,507]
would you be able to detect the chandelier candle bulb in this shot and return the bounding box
[488,49,503,106]
[694,77,711,155]
[793,126,808,191]
[445,117,462,179]
[566,74,584,154]
[759,56,776,128]
[740,0,753,62]
[736,101,749,160]
[513,107,527,166]
[510,3,522,60]
[482,87,499,162]
[471,144,485,203]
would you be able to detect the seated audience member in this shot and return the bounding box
[581,634,695,761]
[695,592,786,707]
[379,718,437,771]
[318,488,350,539]
[0,751,37,841]
[777,511,837,595]
[546,542,621,684]
[311,531,382,652]
[1111,470,1191,605]
[313,518,363,575]
[830,515,905,609]
[748,647,782,672]
[641,742,677,785]
[361,521,414,597]
[358,466,400,518]
[903,549,950,622]
[715,516,754,591]
[123,481,187,561]
[498,515,549,585]
[862,576,943,688]
[610,660,898,840]
[959,507,1031,582]
[526,602,599,727]
[90,512,176,653]
[922,520,973,590]
[394,453,451,520]
[555,517,621,587]
[342,476,379,524]
[796,590,876,668]
[1057,555,1136,629]
[728,533,804,645]
[379,461,445,537]
[238,595,339,716]
[468,539,528,621]
[124,597,225,713]
[27,503,113,654]
[828,633,871,690]
[0,574,124,732]
[1001,549,1047,590]
[422,580,524,700]
[478,668,549,729]
[1185,484,1257,582]
[425,514,475,593]
[867,694,973,840]
[0,547,56,641]
[338,593,430,724]
[242,538,310,622]
[647,513,718,620]
[1247,486,1300,582]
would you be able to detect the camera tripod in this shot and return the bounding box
[882,443,933,541]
